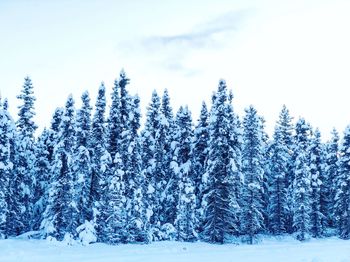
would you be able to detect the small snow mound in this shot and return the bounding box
[16,231,41,240]
[62,233,76,246]
[46,235,58,243]
[77,220,97,245]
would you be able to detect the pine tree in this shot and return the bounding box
[109,72,148,242]
[292,118,311,241]
[163,112,182,227]
[202,80,242,243]
[324,129,339,228]
[15,76,38,233]
[191,102,209,233]
[35,108,65,234]
[161,89,174,124]
[41,95,77,240]
[73,91,93,226]
[104,74,126,243]
[308,129,325,237]
[2,101,22,237]
[225,89,243,235]
[240,106,265,244]
[160,89,176,226]
[118,70,132,166]
[124,95,148,243]
[267,108,292,234]
[90,83,110,241]
[0,104,15,238]
[99,74,145,243]
[140,91,162,236]
[173,106,197,241]
[259,117,270,229]
[275,105,295,233]
[76,92,92,149]
[33,129,51,230]
[107,79,121,159]
[47,108,64,162]
[115,71,143,242]
[102,153,127,244]
[334,126,350,239]
[16,77,37,137]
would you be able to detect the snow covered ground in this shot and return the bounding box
[0,236,350,262]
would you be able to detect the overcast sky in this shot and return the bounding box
[1,0,350,139]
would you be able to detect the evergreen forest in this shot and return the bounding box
[0,71,349,245]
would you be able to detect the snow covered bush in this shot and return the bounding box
[76,221,97,245]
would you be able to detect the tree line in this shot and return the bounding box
[0,71,349,245]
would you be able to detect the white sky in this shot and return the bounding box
[1,0,350,139]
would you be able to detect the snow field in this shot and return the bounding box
[0,237,350,262]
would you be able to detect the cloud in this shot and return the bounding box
[143,9,252,50]
[118,9,254,75]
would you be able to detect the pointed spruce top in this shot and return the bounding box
[17,76,37,137]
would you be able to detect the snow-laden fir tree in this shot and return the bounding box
[90,83,110,241]
[47,108,64,162]
[278,106,295,184]
[161,89,174,119]
[202,80,242,243]
[162,133,179,226]
[73,91,93,228]
[110,72,148,242]
[273,105,295,233]
[118,70,132,166]
[92,148,112,243]
[16,77,37,137]
[225,89,243,227]
[76,92,92,150]
[114,72,143,240]
[173,106,197,242]
[308,128,325,237]
[140,91,161,234]
[15,77,38,233]
[41,95,77,241]
[124,95,148,243]
[141,90,177,240]
[191,102,209,233]
[323,129,339,227]
[0,106,8,238]
[259,116,270,230]
[267,106,293,234]
[35,108,64,233]
[33,129,51,230]
[334,126,350,239]
[161,89,175,134]
[240,106,265,244]
[104,75,126,243]
[160,89,176,226]
[1,100,21,237]
[292,118,312,241]
[0,103,15,238]
[107,78,121,159]
[102,152,127,244]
